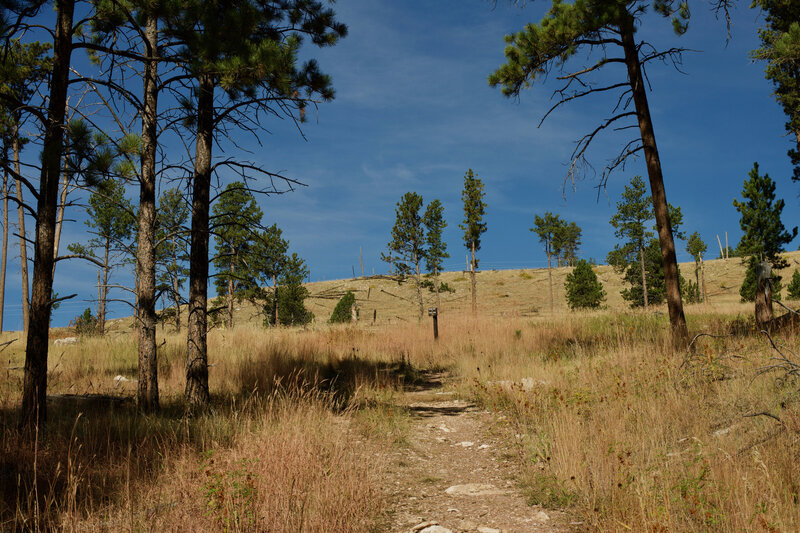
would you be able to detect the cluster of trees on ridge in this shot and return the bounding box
[383,167,798,316]
[1,0,346,429]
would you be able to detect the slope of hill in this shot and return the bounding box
[300,250,800,325]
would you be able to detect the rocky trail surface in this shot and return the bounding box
[382,373,577,533]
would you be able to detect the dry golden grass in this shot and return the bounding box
[2,252,800,531]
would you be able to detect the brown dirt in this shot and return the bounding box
[380,373,577,533]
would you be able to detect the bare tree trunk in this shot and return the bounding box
[620,14,688,349]
[52,170,69,275]
[98,244,109,335]
[185,73,214,408]
[21,0,75,430]
[0,169,8,332]
[136,14,160,413]
[415,252,423,319]
[13,128,29,335]
[700,253,707,303]
[470,240,477,317]
[434,266,441,310]
[227,250,234,329]
[639,245,649,309]
[272,274,278,326]
[547,248,553,313]
[172,235,181,332]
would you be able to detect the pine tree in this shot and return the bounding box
[686,231,707,302]
[155,188,190,332]
[459,169,487,317]
[608,176,655,308]
[751,1,800,182]
[68,179,136,334]
[387,192,426,319]
[734,162,797,266]
[787,269,800,300]
[330,290,355,324]
[274,253,312,326]
[165,1,346,408]
[531,211,567,312]
[558,222,582,267]
[211,181,263,329]
[565,259,606,310]
[489,0,699,347]
[423,199,448,310]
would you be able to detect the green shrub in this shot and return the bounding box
[565,260,606,310]
[329,290,356,323]
[420,279,455,293]
[787,269,800,300]
[71,308,99,336]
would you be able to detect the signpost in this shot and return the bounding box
[428,307,438,340]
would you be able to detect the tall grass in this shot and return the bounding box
[2,311,798,531]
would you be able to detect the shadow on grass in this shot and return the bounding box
[0,346,424,530]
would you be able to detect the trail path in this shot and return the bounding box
[382,373,574,533]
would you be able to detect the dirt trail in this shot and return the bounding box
[382,373,575,533]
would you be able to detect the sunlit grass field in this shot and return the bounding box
[1,259,799,530]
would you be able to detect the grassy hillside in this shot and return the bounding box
[299,250,800,326]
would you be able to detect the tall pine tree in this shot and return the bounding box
[488,0,706,347]
[459,169,487,317]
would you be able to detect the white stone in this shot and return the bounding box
[455,441,474,447]
[418,527,452,533]
[478,527,501,533]
[445,484,505,496]
[478,444,490,449]
[54,337,77,345]
[534,510,550,521]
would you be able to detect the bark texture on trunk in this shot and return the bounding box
[470,240,477,317]
[272,274,278,326]
[185,73,213,407]
[98,244,109,335]
[136,14,160,413]
[415,253,423,319]
[227,253,234,329]
[639,246,649,309]
[52,170,69,274]
[21,0,75,429]
[547,250,553,313]
[172,235,181,332]
[14,130,30,335]
[0,170,8,332]
[620,14,688,349]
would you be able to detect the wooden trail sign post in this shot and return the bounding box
[428,307,438,340]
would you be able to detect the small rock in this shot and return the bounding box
[438,424,452,433]
[534,510,550,522]
[114,375,129,382]
[713,426,732,437]
[419,527,452,533]
[455,441,474,447]
[478,444,490,449]
[477,527,501,533]
[445,484,505,497]
[54,337,77,345]
[447,508,459,513]
[411,520,438,532]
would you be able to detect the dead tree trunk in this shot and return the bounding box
[620,14,688,349]
[21,0,75,430]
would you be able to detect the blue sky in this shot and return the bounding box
[5,0,800,329]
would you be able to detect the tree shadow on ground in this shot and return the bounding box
[0,348,430,529]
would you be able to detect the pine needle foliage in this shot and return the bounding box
[565,259,606,310]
